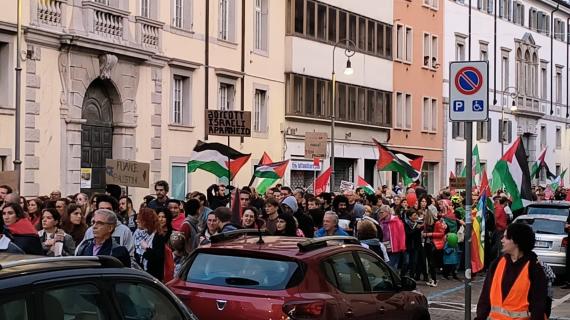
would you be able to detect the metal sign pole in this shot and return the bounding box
[465,1,473,319]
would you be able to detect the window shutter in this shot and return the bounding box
[476,123,482,141]
[499,0,504,17]
[183,0,192,30]
[452,122,459,139]
[262,0,268,51]
[507,120,513,143]
[229,0,236,42]
[487,119,492,141]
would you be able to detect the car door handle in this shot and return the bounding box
[345,309,354,318]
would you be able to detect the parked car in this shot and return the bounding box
[0,254,198,320]
[524,201,570,217]
[168,230,430,320]
[514,214,568,276]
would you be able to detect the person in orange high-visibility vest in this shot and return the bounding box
[475,223,548,320]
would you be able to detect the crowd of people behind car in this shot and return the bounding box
[0,180,568,298]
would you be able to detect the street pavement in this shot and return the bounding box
[415,274,570,319]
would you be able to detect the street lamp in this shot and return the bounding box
[500,86,518,155]
[330,39,356,192]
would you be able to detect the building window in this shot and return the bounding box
[396,25,412,62]
[288,0,392,59]
[476,119,492,142]
[556,164,561,176]
[219,0,235,41]
[554,18,566,41]
[173,0,192,30]
[540,62,547,100]
[556,127,561,149]
[480,42,488,61]
[171,72,192,125]
[140,0,150,18]
[452,122,465,140]
[254,0,268,52]
[218,80,235,110]
[422,97,437,133]
[455,160,464,176]
[286,73,392,127]
[512,1,525,26]
[395,92,412,130]
[423,33,438,69]
[254,89,267,133]
[455,35,466,61]
[423,0,439,10]
[171,164,187,201]
[499,120,513,144]
[556,67,562,104]
[500,51,509,100]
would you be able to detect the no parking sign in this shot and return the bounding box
[449,61,489,121]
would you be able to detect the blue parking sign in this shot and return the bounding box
[453,101,465,112]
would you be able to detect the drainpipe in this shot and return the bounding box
[493,0,497,106]
[205,0,210,140]
[240,0,245,143]
[550,4,559,116]
[566,17,569,118]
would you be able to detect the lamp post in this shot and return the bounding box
[13,0,22,192]
[500,86,518,155]
[330,39,355,192]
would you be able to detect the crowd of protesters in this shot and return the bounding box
[0,180,568,299]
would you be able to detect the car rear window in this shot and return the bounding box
[187,253,301,290]
[516,218,566,235]
[526,206,569,217]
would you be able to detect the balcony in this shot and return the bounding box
[513,95,545,118]
[135,16,164,51]
[82,1,129,44]
[33,0,66,28]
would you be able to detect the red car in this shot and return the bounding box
[168,230,430,320]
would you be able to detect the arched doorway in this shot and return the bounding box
[81,79,115,195]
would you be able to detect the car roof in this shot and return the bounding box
[527,201,570,208]
[200,231,364,259]
[515,214,568,222]
[0,254,131,280]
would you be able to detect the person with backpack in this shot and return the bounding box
[180,199,201,254]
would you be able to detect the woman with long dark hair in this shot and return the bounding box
[62,203,88,246]
[27,197,44,230]
[156,207,173,241]
[2,203,42,255]
[241,207,264,229]
[38,208,76,256]
[273,212,298,237]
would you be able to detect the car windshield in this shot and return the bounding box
[516,218,566,235]
[526,206,569,217]
[187,253,300,290]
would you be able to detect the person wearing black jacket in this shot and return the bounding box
[207,184,230,209]
[133,208,166,280]
[402,209,422,278]
[475,223,548,320]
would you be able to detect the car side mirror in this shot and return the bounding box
[400,276,416,291]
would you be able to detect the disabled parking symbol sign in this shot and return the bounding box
[449,61,488,121]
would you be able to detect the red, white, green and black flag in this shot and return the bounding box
[530,147,556,180]
[357,176,375,195]
[490,137,533,211]
[187,141,251,180]
[254,160,289,179]
[373,139,423,185]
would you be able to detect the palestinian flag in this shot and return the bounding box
[490,137,533,211]
[550,169,567,191]
[357,176,375,195]
[187,141,251,180]
[373,139,423,185]
[254,160,289,179]
[530,147,556,180]
[460,144,482,184]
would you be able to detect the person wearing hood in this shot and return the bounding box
[282,195,314,238]
[475,223,548,320]
[2,203,42,255]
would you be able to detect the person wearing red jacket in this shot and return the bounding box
[422,207,447,287]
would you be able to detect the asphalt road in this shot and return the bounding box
[415,274,570,320]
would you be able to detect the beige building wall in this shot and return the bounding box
[0,0,285,203]
[392,0,444,193]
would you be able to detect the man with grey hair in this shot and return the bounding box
[76,209,131,267]
[314,211,349,237]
